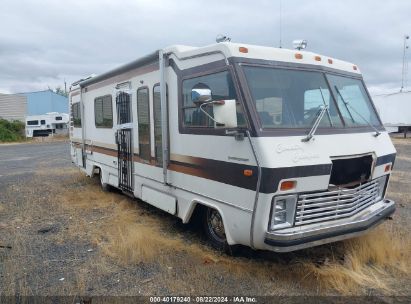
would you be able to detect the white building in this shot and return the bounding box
[0,93,27,121]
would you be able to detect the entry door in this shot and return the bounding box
[116,91,133,193]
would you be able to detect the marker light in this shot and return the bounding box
[328,59,333,64]
[243,169,253,177]
[384,164,391,172]
[295,53,303,59]
[314,56,322,61]
[280,180,296,191]
[239,47,248,53]
[353,65,358,71]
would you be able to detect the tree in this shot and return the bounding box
[54,87,68,97]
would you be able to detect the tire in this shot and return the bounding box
[99,169,110,192]
[202,207,230,252]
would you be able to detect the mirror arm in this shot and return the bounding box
[225,129,245,141]
[199,101,225,126]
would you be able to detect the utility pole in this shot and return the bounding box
[401,35,409,92]
[64,79,67,95]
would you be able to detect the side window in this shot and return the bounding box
[137,87,150,161]
[40,120,46,125]
[72,103,81,127]
[94,95,113,128]
[27,120,39,126]
[153,85,168,165]
[182,70,245,128]
[116,92,132,124]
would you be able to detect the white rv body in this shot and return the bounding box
[70,43,396,252]
[26,112,69,137]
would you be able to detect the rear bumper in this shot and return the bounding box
[264,199,395,252]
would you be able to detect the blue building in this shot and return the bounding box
[19,89,68,115]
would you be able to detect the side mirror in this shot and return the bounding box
[213,99,238,128]
[191,83,212,104]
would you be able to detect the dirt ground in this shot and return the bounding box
[0,137,410,301]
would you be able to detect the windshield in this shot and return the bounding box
[327,74,380,127]
[242,66,380,129]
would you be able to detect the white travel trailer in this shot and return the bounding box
[26,112,69,137]
[373,91,411,137]
[70,43,396,252]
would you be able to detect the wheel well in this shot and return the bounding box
[91,165,101,177]
[188,203,207,224]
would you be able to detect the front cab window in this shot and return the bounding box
[182,70,246,129]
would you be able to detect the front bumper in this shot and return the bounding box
[264,199,395,252]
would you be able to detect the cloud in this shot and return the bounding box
[0,0,410,93]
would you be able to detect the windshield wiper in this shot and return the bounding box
[334,86,355,123]
[301,87,331,142]
[302,104,329,142]
[334,86,381,137]
[319,87,333,127]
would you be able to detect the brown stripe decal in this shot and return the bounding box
[73,142,332,193]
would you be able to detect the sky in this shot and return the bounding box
[0,0,410,95]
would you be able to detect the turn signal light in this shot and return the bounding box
[239,47,248,53]
[280,180,296,191]
[384,164,391,172]
[243,169,253,177]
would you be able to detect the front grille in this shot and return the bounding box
[295,178,384,226]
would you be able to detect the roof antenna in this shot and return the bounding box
[401,34,409,92]
[279,0,282,48]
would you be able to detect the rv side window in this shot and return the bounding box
[137,87,150,161]
[94,95,113,128]
[72,103,82,127]
[55,116,62,121]
[40,120,46,125]
[153,84,167,165]
[27,120,39,126]
[182,71,245,128]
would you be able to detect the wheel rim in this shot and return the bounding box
[207,209,226,242]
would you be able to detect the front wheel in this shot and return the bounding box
[202,207,229,252]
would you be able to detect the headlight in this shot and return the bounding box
[376,175,388,200]
[269,195,297,231]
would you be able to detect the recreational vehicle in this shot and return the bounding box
[70,43,396,252]
[26,112,69,137]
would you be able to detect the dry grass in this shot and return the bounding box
[1,149,411,296]
[52,175,411,295]
[299,225,410,294]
